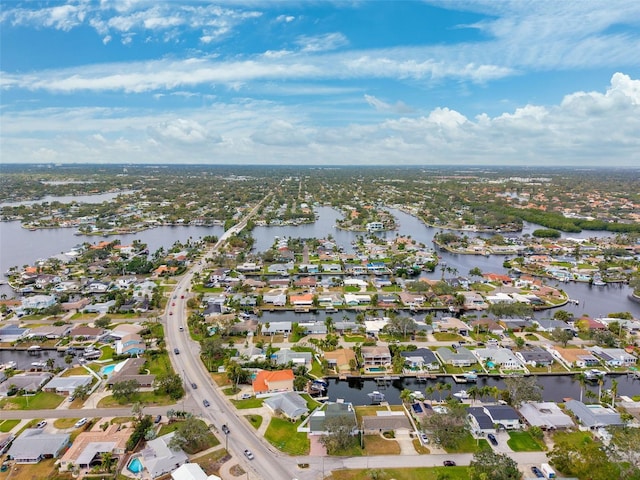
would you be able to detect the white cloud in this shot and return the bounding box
[295,32,349,53]
[276,15,295,23]
[364,94,414,114]
[148,118,221,144]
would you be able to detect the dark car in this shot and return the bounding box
[221,424,230,434]
[531,466,544,478]
[443,460,456,467]
[203,399,210,407]
[191,382,197,389]
[174,348,179,354]
[488,433,498,446]
[154,415,162,424]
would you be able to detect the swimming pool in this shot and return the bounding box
[101,364,115,375]
[127,457,143,474]
[368,367,387,372]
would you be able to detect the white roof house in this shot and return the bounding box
[473,348,524,370]
[171,463,221,480]
[43,375,92,395]
[21,294,57,310]
[141,432,189,479]
[519,402,574,430]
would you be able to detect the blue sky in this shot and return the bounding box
[1,1,640,166]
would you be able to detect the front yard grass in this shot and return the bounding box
[53,418,81,429]
[97,391,175,407]
[444,434,490,453]
[0,458,68,480]
[0,391,64,410]
[99,344,114,360]
[552,430,594,448]
[0,419,20,432]
[245,414,263,429]
[264,417,309,455]
[331,467,470,480]
[231,397,264,409]
[507,431,545,451]
[189,449,229,476]
[145,352,172,376]
[364,434,400,455]
[433,332,464,341]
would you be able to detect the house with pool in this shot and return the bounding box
[127,432,188,479]
[59,423,129,472]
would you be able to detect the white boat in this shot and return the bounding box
[31,361,47,368]
[585,369,606,381]
[463,372,478,382]
[2,361,17,369]
[410,390,425,400]
[368,391,385,403]
[453,390,470,399]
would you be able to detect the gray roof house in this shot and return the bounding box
[436,347,476,367]
[515,347,555,366]
[308,402,357,435]
[467,407,496,434]
[565,400,624,429]
[519,402,574,430]
[0,372,52,396]
[264,392,310,420]
[7,429,70,463]
[483,405,522,429]
[400,348,441,370]
[141,432,189,479]
[43,375,92,395]
[262,321,292,335]
[534,319,573,332]
[273,349,313,369]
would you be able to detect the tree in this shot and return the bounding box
[386,316,416,338]
[46,358,55,370]
[64,354,73,366]
[168,417,212,452]
[609,426,640,479]
[551,327,573,347]
[469,449,522,480]
[100,451,115,473]
[421,403,468,449]
[73,383,90,401]
[469,267,483,279]
[112,379,140,403]
[319,415,358,454]
[553,310,573,322]
[575,372,587,403]
[487,302,533,318]
[154,373,185,400]
[549,439,621,480]
[503,376,542,408]
[95,316,111,329]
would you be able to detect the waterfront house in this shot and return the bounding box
[344,293,371,306]
[317,292,344,307]
[262,321,291,336]
[0,372,52,396]
[473,348,524,370]
[515,347,555,367]
[7,429,70,463]
[324,349,357,375]
[498,318,534,332]
[25,324,72,339]
[0,324,28,342]
[106,357,155,388]
[59,423,129,471]
[518,402,574,430]
[361,345,392,368]
[565,400,624,429]
[400,348,441,371]
[469,319,504,335]
[268,263,293,275]
[461,292,489,311]
[297,321,327,335]
[548,346,599,368]
[69,326,103,341]
[82,300,115,314]
[533,319,573,333]
[588,347,637,367]
[264,391,309,421]
[172,463,221,480]
[361,412,412,434]
[435,317,469,336]
[398,292,425,307]
[289,293,314,306]
[436,347,476,367]
[252,369,295,396]
[273,349,313,369]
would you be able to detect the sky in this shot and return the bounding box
[1,1,640,167]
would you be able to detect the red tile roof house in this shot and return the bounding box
[252,369,295,396]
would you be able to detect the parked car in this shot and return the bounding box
[36,421,47,429]
[531,466,544,478]
[154,415,162,424]
[191,382,198,389]
[203,399,210,407]
[179,326,184,331]
[419,432,429,444]
[174,348,179,354]
[488,433,498,446]
[74,418,87,428]
[244,449,254,460]
[443,460,456,467]
[221,424,230,434]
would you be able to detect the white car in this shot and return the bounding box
[74,418,87,428]
[244,449,254,460]
[36,421,47,429]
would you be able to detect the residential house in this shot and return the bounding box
[400,348,441,371]
[565,400,624,429]
[43,375,92,395]
[364,318,389,335]
[59,423,129,471]
[115,333,146,356]
[467,407,496,435]
[534,319,572,333]
[267,263,293,275]
[361,345,392,368]
[262,321,292,336]
[518,402,574,430]
[436,347,476,367]
[263,291,287,306]
[308,402,357,435]
[252,369,295,396]
[469,319,504,335]
[343,293,371,306]
[21,294,57,310]
[361,412,412,434]
[498,318,534,332]
[515,347,555,367]
[297,321,327,335]
[171,463,221,480]
[0,324,28,342]
[25,324,72,339]
[483,405,522,430]
[7,429,70,463]
[317,293,344,307]
[548,346,599,368]
[588,347,637,367]
[473,348,524,370]
[435,317,469,336]
[273,349,313,369]
[264,392,309,421]
[398,292,425,307]
[289,293,314,306]
[106,357,155,388]
[0,372,52,396]
[461,292,488,311]
[69,326,103,341]
[141,432,189,479]
[324,349,357,375]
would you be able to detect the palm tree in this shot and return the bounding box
[597,376,605,403]
[610,379,618,408]
[46,358,55,371]
[443,382,452,400]
[425,385,435,405]
[467,385,480,405]
[434,382,444,403]
[400,388,412,404]
[100,452,115,472]
[575,372,587,403]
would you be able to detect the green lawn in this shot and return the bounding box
[433,332,464,341]
[97,391,176,407]
[507,431,545,451]
[0,419,20,432]
[231,397,264,409]
[99,345,114,360]
[331,467,470,480]
[0,392,64,410]
[552,430,594,448]
[343,335,367,342]
[444,434,490,453]
[264,417,309,455]
[244,414,263,429]
[145,352,173,376]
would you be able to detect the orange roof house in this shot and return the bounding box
[252,369,295,395]
[289,293,314,306]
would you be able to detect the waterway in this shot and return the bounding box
[0,190,136,208]
[1,206,639,318]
